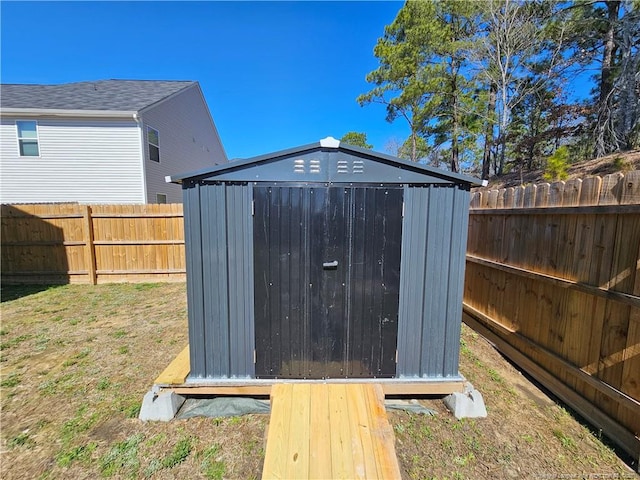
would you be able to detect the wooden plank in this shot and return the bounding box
[380,381,464,395]
[514,185,525,208]
[463,303,640,412]
[309,384,333,479]
[82,205,97,285]
[608,212,640,295]
[503,187,515,208]
[155,346,190,385]
[463,311,640,463]
[364,384,402,480]
[487,190,498,209]
[170,385,273,396]
[469,204,640,215]
[535,183,550,207]
[348,384,379,479]
[549,181,565,206]
[580,176,603,206]
[262,383,401,480]
[599,172,624,205]
[263,384,294,480]
[523,184,536,208]
[620,170,640,205]
[466,255,640,308]
[285,384,311,479]
[329,384,355,479]
[619,308,640,435]
[563,178,582,206]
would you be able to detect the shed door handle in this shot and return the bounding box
[323,260,339,269]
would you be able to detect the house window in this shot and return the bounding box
[147,126,160,162]
[156,193,167,204]
[17,121,40,156]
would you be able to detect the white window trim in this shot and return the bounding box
[16,120,41,157]
[147,125,160,163]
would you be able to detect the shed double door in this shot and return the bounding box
[253,185,403,379]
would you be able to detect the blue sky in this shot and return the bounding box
[1,1,409,160]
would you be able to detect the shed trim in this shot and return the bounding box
[168,140,481,187]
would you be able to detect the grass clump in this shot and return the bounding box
[553,429,577,450]
[100,433,143,477]
[161,436,193,469]
[56,442,97,467]
[0,334,32,350]
[1,372,21,388]
[200,444,226,480]
[8,432,35,449]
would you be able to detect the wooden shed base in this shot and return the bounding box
[153,346,466,396]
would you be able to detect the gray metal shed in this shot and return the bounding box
[169,137,480,384]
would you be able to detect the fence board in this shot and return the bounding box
[1,203,185,284]
[466,170,640,462]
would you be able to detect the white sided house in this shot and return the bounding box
[0,80,227,204]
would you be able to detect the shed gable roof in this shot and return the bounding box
[169,138,481,186]
[0,79,195,112]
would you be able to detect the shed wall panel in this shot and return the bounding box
[397,185,469,378]
[184,183,206,378]
[226,185,255,378]
[184,182,254,379]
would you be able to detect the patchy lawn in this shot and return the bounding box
[1,283,637,479]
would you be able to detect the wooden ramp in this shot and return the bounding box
[262,383,402,480]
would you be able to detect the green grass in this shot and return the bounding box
[62,348,91,367]
[0,334,32,350]
[1,372,21,388]
[200,444,226,480]
[100,433,143,478]
[8,432,35,449]
[553,429,577,450]
[56,442,97,467]
[161,436,193,469]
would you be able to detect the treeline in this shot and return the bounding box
[357,0,640,179]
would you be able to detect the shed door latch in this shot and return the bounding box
[322,260,339,269]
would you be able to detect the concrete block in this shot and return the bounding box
[139,388,185,422]
[443,383,487,419]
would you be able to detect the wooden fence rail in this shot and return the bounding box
[1,203,185,284]
[465,169,640,462]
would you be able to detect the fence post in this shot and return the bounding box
[83,205,97,285]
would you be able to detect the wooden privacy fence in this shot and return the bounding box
[464,170,640,461]
[1,203,185,284]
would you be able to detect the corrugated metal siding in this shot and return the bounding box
[141,85,227,204]
[397,185,469,378]
[184,182,254,379]
[0,117,143,204]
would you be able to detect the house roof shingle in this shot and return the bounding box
[0,79,196,111]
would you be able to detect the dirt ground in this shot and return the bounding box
[481,149,640,191]
[1,283,637,479]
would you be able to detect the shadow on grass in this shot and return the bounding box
[1,284,64,303]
